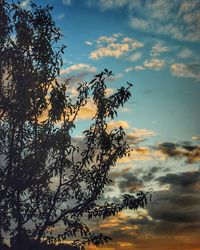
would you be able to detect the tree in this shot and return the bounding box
[0,1,150,249]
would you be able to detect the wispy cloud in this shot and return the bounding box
[170,63,200,80]
[129,52,141,62]
[125,59,165,72]
[134,65,145,71]
[57,14,65,20]
[87,0,129,10]
[89,34,143,60]
[125,66,145,72]
[129,0,200,42]
[62,0,73,5]
[177,48,194,59]
[86,0,200,42]
[130,17,149,30]
[151,42,170,57]
[124,67,133,73]
[144,59,165,70]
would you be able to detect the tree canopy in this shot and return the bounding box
[0,1,150,249]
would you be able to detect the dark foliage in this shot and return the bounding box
[0,0,150,249]
[1,233,78,249]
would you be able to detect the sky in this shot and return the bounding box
[20,0,200,249]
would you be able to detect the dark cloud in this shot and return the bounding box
[157,170,200,187]
[142,172,155,182]
[142,166,161,182]
[91,169,200,249]
[148,190,200,224]
[118,173,143,193]
[110,169,143,193]
[145,170,200,238]
[119,170,200,232]
[157,142,200,163]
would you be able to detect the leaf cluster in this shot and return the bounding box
[0,1,151,249]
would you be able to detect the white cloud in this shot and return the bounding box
[177,48,194,58]
[60,63,96,75]
[20,0,30,8]
[182,11,200,25]
[128,0,200,42]
[151,43,170,57]
[57,14,65,20]
[122,37,144,49]
[135,65,145,71]
[62,0,72,5]
[90,43,129,60]
[86,0,200,44]
[97,0,129,10]
[97,35,117,44]
[125,67,133,73]
[125,65,145,72]
[170,63,200,80]
[85,41,93,46]
[87,0,142,11]
[89,34,143,60]
[125,59,165,73]
[192,136,199,141]
[129,52,141,62]
[106,72,124,82]
[130,17,149,30]
[144,59,165,70]
[112,33,122,38]
[180,1,199,13]
[156,23,184,41]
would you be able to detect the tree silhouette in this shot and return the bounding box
[0,1,150,249]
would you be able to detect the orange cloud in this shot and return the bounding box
[106,120,130,132]
[90,34,143,60]
[118,147,166,163]
[126,128,156,144]
[90,43,129,60]
[157,142,200,163]
[77,98,96,120]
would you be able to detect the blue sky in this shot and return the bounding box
[19,0,200,249]
[49,0,200,143]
